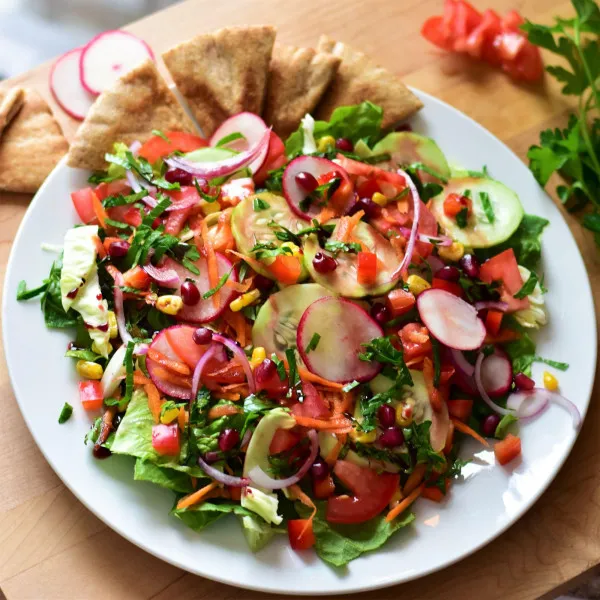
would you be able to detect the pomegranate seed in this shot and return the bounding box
[108,240,130,258]
[377,404,396,428]
[349,196,381,219]
[370,303,390,325]
[295,171,319,193]
[192,327,213,345]
[436,265,461,282]
[459,254,480,279]
[312,252,337,274]
[311,459,329,482]
[218,428,240,452]
[335,137,353,152]
[255,358,277,384]
[514,372,535,391]
[253,274,274,292]
[181,280,200,306]
[379,427,405,448]
[482,414,501,437]
[165,168,194,186]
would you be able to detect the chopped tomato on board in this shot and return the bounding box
[107,204,143,227]
[139,131,208,164]
[78,381,103,411]
[288,519,315,550]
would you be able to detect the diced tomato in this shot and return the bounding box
[502,42,544,82]
[151,423,181,456]
[356,177,381,200]
[106,204,142,227]
[78,380,103,411]
[502,9,524,32]
[399,323,432,362]
[314,475,336,499]
[421,485,446,502]
[335,155,407,197]
[447,399,473,422]
[439,364,456,385]
[139,131,208,164]
[386,288,416,317]
[253,132,286,185]
[288,519,315,550]
[326,461,399,524]
[292,382,331,419]
[494,433,521,465]
[357,252,378,285]
[479,248,528,311]
[164,207,192,236]
[255,360,289,399]
[94,180,131,201]
[450,1,482,52]
[269,429,302,454]
[422,16,454,51]
[220,177,255,208]
[443,192,472,218]
[71,188,98,224]
[494,31,526,63]
[432,277,463,297]
[464,9,502,64]
[268,255,302,285]
[229,486,242,502]
[485,309,504,336]
[123,265,151,290]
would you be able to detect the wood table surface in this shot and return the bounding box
[0,0,598,598]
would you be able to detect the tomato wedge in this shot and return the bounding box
[326,460,399,524]
[139,131,208,164]
[71,188,97,224]
[399,323,432,362]
[479,248,528,311]
[288,519,316,550]
[269,429,302,454]
[253,132,286,185]
[291,382,331,419]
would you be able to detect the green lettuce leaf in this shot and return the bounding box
[133,459,194,493]
[172,500,254,531]
[297,502,415,567]
[239,514,278,552]
[285,102,384,156]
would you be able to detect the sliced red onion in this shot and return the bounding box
[247,430,318,490]
[198,455,250,487]
[135,343,149,355]
[507,388,581,429]
[390,169,420,279]
[240,428,253,449]
[426,255,445,275]
[399,227,452,247]
[474,301,509,312]
[474,352,514,416]
[125,169,142,194]
[129,140,142,157]
[212,334,255,394]
[164,128,270,180]
[143,263,181,288]
[548,392,582,429]
[112,271,133,345]
[451,349,475,377]
[191,344,219,401]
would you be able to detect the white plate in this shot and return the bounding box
[3,90,596,595]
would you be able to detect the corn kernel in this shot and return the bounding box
[161,406,180,424]
[349,428,377,444]
[76,360,104,380]
[250,347,266,369]
[317,135,336,153]
[371,192,389,207]
[543,371,559,391]
[396,398,415,427]
[407,275,431,296]
[92,340,112,356]
[230,289,261,312]
[438,241,465,262]
[156,295,183,315]
[200,201,221,216]
[281,241,302,259]
[107,311,118,339]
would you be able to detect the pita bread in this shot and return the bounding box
[0,89,68,194]
[163,25,276,136]
[0,87,25,136]
[263,45,341,138]
[68,59,197,171]
[315,36,423,128]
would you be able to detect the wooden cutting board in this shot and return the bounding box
[0,0,598,598]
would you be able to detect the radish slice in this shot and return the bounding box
[282,156,352,221]
[297,297,383,383]
[417,289,486,351]
[49,47,96,120]
[209,113,269,174]
[161,255,237,323]
[79,30,154,95]
[479,349,513,398]
[474,352,513,416]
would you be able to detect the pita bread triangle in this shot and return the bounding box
[163,25,276,137]
[0,88,68,193]
[263,45,341,138]
[316,36,423,128]
[67,59,197,171]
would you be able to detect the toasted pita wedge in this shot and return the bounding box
[163,25,276,136]
[263,45,341,138]
[68,59,196,171]
[0,89,68,193]
[316,36,423,128]
[0,87,25,136]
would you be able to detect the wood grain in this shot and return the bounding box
[0,0,597,598]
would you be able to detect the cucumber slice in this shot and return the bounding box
[252,283,332,359]
[184,147,236,162]
[430,177,524,248]
[303,219,400,298]
[372,132,451,183]
[231,192,308,280]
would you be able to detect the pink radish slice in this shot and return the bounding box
[161,254,237,324]
[146,328,192,399]
[49,47,96,120]
[283,156,352,221]
[297,296,383,383]
[417,289,486,351]
[79,30,154,95]
[162,324,215,369]
[479,349,513,398]
[209,113,269,174]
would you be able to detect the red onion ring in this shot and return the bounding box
[129,140,142,156]
[164,128,270,179]
[247,430,318,490]
[451,349,475,377]
[212,334,255,394]
[399,227,452,247]
[474,301,509,312]
[191,344,219,402]
[112,271,133,345]
[474,352,514,416]
[198,455,250,487]
[240,428,253,449]
[143,263,181,288]
[507,388,581,429]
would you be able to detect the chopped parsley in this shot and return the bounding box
[479,191,495,224]
[514,271,539,299]
[455,207,469,228]
[271,353,286,381]
[251,241,293,261]
[305,333,321,354]
[16,280,48,301]
[151,129,170,141]
[285,348,302,400]
[216,132,245,147]
[104,217,131,230]
[323,240,361,255]
[202,269,232,299]
[123,341,135,405]
[253,197,270,211]
[58,402,73,424]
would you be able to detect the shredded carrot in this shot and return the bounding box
[333,391,354,415]
[176,481,219,510]
[201,218,220,309]
[133,371,151,386]
[216,391,241,401]
[93,235,107,259]
[147,348,191,376]
[152,365,192,388]
[484,329,521,344]
[451,417,490,447]
[92,191,108,228]
[386,483,424,522]
[144,382,163,424]
[317,206,336,224]
[294,365,344,390]
[225,277,254,293]
[349,234,367,252]
[325,433,346,465]
[222,309,247,347]
[289,484,317,537]
[227,249,264,272]
[177,407,187,432]
[292,414,353,432]
[208,404,242,420]
[403,463,427,495]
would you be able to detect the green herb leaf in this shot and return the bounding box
[514,271,539,299]
[16,280,48,301]
[455,207,469,228]
[271,353,287,381]
[58,402,73,424]
[104,217,131,230]
[202,269,231,299]
[479,191,495,223]
[216,132,245,147]
[253,197,270,211]
[305,332,321,354]
[323,240,361,255]
[151,129,170,141]
[495,414,518,439]
[65,348,101,361]
[123,341,135,406]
